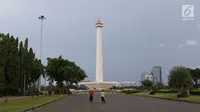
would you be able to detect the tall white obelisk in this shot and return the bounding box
[95,18,103,82]
[78,18,119,90]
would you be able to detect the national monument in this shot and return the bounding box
[79,18,119,90]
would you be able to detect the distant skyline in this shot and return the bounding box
[0,0,199,85]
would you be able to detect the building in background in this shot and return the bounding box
[120,81,136,87]
[151,66,162,84]
[141,72,153,82]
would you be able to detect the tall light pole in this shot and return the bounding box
[38,15,46,92]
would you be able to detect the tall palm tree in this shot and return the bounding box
[168,66,193,94]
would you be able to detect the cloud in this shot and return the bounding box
[178,40,198,48]
[159,44,165,47]
[186,40,198,46]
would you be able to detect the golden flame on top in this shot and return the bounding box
[97,17,101,23]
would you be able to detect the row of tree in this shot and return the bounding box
[0,33,87,96]
[141,66,200,96]
[0,33,44,96]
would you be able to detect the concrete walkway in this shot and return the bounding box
[31,94,200,112]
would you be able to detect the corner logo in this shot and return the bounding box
[182,5,194,20]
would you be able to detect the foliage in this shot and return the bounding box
[156,89,177,93]
[177,92,190,98]
[149,90,156,95]
[0,33,44,96]
[154,89,200,96]
[188,68,200,88]
[155,82,164,90]
[121,90,140,94]
[141,79,153,90]
[0,33,86,96]
[168,66,193,95]
[46,85,56,95]
[190,88,200,92]
[46,56,87,93]
[190,88,200,96]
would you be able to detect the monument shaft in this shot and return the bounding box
[96,18,103,82]
[78,18,119,90]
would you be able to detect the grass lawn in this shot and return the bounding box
[0,94,66,112]
[135,92,200,102]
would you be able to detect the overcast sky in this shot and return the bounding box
[0,0,200,84]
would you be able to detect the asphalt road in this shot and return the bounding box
[31,94,200,112]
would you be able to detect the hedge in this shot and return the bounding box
[156,89,200,96]
[156,89,177,93]
[121,90,140,94]
[190,88,200,95]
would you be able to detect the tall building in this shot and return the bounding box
[141,72,153,82]
[151,66,162,84]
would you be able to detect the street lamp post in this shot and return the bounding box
[38,15,46,92]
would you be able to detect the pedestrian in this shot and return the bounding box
[89,90,94,102]
[101,90,106,103]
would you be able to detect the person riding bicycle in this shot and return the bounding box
[101,90,106,103]
[89,90,94,102]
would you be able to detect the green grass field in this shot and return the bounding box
[135,92,200,102]
[0,95,66,112]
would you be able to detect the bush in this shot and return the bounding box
[121,90,140,94]
[34,91,41,96]
[155,82,164,90]
[39,92,43,95]
[156,89,177,93]
[190,88,200,95]
[48,91,52,95]
[0,88,22,96]
[46,85,56,95]
[149,90,156,95]
[29,93,35,97]
[150,88,200,96]
[177,92,189,98]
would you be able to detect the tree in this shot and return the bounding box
[46,56,87,92]
[30,58,45,91]
[0,33,86,96]
[168,66,193,95]
[188,68,200,88]
[66,62,87,86]
[0,33,44,96]
[155,82,164,90]
[141,79,153,90]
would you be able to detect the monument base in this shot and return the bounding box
[79,81,119,90]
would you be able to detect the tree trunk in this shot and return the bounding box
[194,81,198,88]
[180,86,184,94]
[33,79,36,93]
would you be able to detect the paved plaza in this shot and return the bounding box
[31,94,200,112]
